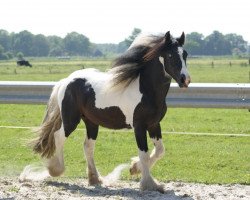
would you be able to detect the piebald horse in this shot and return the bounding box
[32,31,191,193]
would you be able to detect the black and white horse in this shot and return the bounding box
[32,31,191,192]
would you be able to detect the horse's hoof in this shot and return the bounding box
[140,178,165,193]
[88,175,103,186]
[129,162,141,175]
[156,184,165,193]
[130,157,141,175]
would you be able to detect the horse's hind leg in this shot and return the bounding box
[47,84,81,177]
[47,125,66,176]
[83,119,102,185]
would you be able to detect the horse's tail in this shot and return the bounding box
[32,82,62,158]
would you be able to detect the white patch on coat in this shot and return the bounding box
[178,47,189,78]
[84,138,97,172]
[159,56,164,66]
[57,78,71,111]
[59,68,142,127]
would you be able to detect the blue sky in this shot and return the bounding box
[0,0,249,43]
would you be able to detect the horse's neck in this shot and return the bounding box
[140,59,171,105]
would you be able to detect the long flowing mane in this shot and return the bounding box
[109,34,166,88]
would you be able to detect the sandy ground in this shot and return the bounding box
[0,177,249,200]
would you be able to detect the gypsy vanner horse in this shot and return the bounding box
[32,31,191,193]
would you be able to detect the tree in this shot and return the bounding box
[185,32,204,55]
[0,44,6,60]
[12,30,34,56]
[48,36,65,56]
[64,32,91,56]
[16,52,24,60]
[0,44,11,60]
[93,49,103,57]
[117,41,127,53]
[225,33,247,53]
[32,34,50,56]
[124,28,142,48]
[0,29,11,51]
[204,31,231,55]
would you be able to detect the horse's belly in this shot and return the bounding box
[85,106,132,129]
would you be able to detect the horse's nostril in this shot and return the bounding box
[181,74,186,84]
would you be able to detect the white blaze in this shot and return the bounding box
[178,47,189,78]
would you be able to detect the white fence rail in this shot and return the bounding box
[0,81,249,109]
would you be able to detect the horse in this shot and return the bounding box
[32,31,191,193]
[17,60,32,67]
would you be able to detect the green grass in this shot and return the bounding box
[188,58,250,83]
[0,59,111,81]
[0,105,249,134]
[0,57,250,82]
[0,127,249,184]
[0,104,249,184]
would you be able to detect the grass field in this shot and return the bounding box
[0,105,249,184]
[0,57,249,184]
[0,57,250,82]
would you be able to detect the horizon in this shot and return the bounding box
[1,28,249,44]
[0,0,249,43]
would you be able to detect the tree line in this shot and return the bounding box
[0,28,249,60]
[185,31,248,56]
[0,30,95,59]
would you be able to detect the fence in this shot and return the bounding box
[0,81,249,109]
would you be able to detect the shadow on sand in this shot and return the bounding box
[46,180,194,200]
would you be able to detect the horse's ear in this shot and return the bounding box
[165,31,171,44]
[178,32,185,46]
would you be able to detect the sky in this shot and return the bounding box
[0,0,249,43]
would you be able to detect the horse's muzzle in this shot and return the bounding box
[180,74,191,88]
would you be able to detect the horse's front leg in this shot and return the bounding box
[134,125,164,193]
[83,119,102,185]
[148,124,165,167]
[130,123,165,175]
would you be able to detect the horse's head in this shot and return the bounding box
[161,31,191,88]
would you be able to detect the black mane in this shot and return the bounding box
[110,34,166,88]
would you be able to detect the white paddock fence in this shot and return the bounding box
[0,81,249,109]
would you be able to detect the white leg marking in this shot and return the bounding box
[84,138,102,185]
[47,125,66,177]
[149,138,165,167]
[130,139,164,175]
[139,151,164,192]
